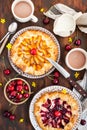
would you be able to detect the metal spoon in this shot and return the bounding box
[0,22,18,44]
[0,22,18,55]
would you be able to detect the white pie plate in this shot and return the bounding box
[29,85,82,130]
[77,108,87,130]
[8,26,60,79]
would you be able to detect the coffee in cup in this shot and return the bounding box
[65,48,87,71]
[11,0,38,23]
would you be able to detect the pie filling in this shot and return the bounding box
[17,35,51,70]
[40,98,72,128]
[10,30,59,75]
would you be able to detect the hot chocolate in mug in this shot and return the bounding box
[11,0,38,23]
[53,12,82,37]
[65,48,87,71]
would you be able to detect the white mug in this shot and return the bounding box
[65,48,87,71]
[11,0,38,23]
[53,12,82,37]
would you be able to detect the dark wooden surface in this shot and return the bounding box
[0,0,87,130]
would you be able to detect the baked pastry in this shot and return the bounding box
[34,91,79,130]
[10,30,59,76]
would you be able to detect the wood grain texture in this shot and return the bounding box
[0,0,87,130]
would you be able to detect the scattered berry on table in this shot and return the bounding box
[80,119,86,125]
[9,114,16,120]
[53,78,59,84]
[65,44,72,51]
[43,17,50,24]
[54,71,60,78]
[74,39,81,46]
[3,111,11,118]
[3,68,11,75]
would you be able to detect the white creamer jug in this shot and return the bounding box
[53,12,82,37]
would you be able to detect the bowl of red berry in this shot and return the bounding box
[4,78,31,105]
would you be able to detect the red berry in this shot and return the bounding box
[17,80,23,85]
[65,44,72,51]
[43,17,50,24]
[10,81,16,86]
[16,93,23,99]
[24,85,29,91]
[54,111,61,117]
[9,114,16,120]
[3,68,11,75]
[54,71,60,78]
[30,48,37,55]
[74,39,81,46]
[16,85,23,92]
[3,111,11,118]
[53,78,59,84]
[8,94,15,99]
[80,119,86,125]
[10,91,17,97]
[7,85,15,91]
[23,93,29,98]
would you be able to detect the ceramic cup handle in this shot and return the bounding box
[31,15,38,23]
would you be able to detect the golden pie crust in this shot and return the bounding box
[34,91,79,130]
[10,30,59,75]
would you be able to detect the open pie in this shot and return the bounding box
[34,91,80,130]
[10,29,59,76]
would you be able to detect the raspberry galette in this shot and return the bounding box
[10,29,59,76]
[34,91,80,130]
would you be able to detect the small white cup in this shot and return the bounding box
[53,12,82,37]
[65,48,87,71]
[11,0,38,23]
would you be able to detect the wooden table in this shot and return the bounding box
[0,0,87,130]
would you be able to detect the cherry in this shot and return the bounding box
[3,111,16,121]
[10,81,16,86]
[53,78,59,84]
[43,17,50,24]
[17,80,23,85]
[63,101,67,105]
[54,71,60,78]
[7,85,14,91]
[3,68,11,75]
[30,48,37,55]
[8,94,15,99]
[9,114,16,120]
[65,44,72,51]
[3,111,11,118]
[80,119,86,125]
[23,93,29,98]
[16,93,23,99]
[74,39,81,46]
[54,111,61,117]
[24,85,29,91]
[16,85,23,92]
[10,91,17,97]
[67,105,71,109]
